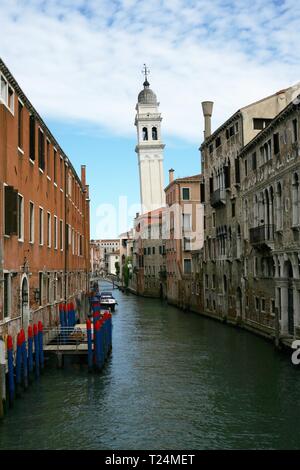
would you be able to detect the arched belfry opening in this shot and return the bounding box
[135,64,165,213]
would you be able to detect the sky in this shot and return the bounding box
[0,0,300,238]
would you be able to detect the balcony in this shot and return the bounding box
[249,225,274,246]
[210,188,226,208]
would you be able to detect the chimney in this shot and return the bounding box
[169,168,174,184]
[201,101,214,139]
[81,165,86,186]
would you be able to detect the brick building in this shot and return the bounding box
[164,170,204,309]
[0,58,90,341]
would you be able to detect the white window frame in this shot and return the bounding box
[60,219,64,251]
[47,212,51,247]
[18,193,24,242]
[0,73,15,115]
[54,215,58,250]
[29,201,34,243]
[39,207,44,246]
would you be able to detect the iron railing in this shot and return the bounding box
[210,188,226,208]
[249,225,275,244]
[43,327,88,350]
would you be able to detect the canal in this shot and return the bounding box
[0,280,300,450]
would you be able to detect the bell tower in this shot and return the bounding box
[135,65,165,214]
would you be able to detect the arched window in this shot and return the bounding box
[292,173,299,227]
[152,127,158,140]
[142,127,148,141]
[276,182,283,231]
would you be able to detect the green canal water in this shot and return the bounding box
[0,281,300,450]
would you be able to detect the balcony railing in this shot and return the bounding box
[249,225,275,244]
[210,188,226,208]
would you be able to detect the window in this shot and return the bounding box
[182,188,190,200]
[54,216,58,249]
[235,158,240,184]
[60,157,63,189]
[184,237,191,251]
[200,181,205,203]
[152,127,158,140]
[209,144,213,154]
[231,201,235,218]
[39,207,44,245]
[244,159,248,177]
[60,220,63,250]
[53,149,57,184]
[79,235,83,256]
[184,258,192,274]
[273,133,280,155]
[29,115,36,161]
[18,194,24,241]
[215,136,221,148]
[72,228,75,255]
[271,300,276,315]
[182,213,192,230]
[38,128,45,170]
[3,273,11,319]
[46,140,50,177]
[142,127,148,141]
[292,173,299,227]
[4,186,18,236]
[29,202,34,243]
[18,101,23,150]
[261,299,266,312]
[8,86,14,113]
[253,118,272,130]
[152,247,155,254]
[292,119,298,143]
[252,152,257,171]
[47,212,51,247]
[212,212,216,227]
[0,75,8,103]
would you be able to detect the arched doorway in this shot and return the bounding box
[21,275,30,331]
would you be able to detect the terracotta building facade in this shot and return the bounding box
[0,59,90,341]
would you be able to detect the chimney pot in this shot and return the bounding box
[169,168,174,183]
[201,101,214,139]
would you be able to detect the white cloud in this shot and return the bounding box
[0,0,299,143]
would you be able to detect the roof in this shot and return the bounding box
[138,81,157,105]
[164,174,202,192]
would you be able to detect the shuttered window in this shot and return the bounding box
[29,115,35,161]
[38,128,45,170]
[200,182,205,203]
[4,186,18,235]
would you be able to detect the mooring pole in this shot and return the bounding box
[0,336,5,418]
[16,333,22,396]
[38,321,44,371]
[33,324,40,378]
[20,329,28,390]
[28,326,34,381]
[86,319,93,372]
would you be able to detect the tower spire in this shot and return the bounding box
[142,63,150,88]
